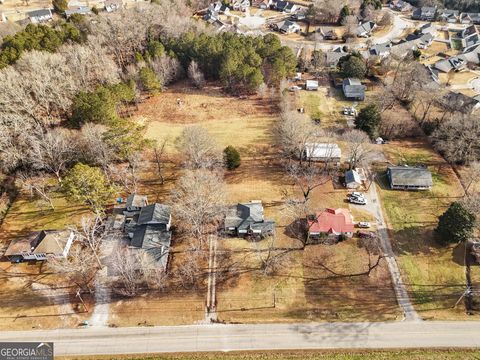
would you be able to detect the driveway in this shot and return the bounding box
[350,177,420,321]
[372,11,415,45]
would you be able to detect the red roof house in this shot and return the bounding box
[308,208,354,238]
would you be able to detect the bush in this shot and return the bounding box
[223,146,241,170]
[436,202,475,245]
[339,54,367,79]
[139,67,161,92]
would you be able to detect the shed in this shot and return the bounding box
[305,80,319,91]
[345,169,362,189]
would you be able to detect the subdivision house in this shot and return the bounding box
[387,166,433,190]
[451,25,479,51]
[433,56,467,73]
[369,42,391,58]
[27,9,53,23]
[4,230,75,262]
[438,9,459,23]
[390,0,412,12]
[356,21,376,38]
[441,92,480,115]
[274,20,300,34]
[345,169,362,189]
[419,23,437,36]
[65,6,92,17]
[122,195,172,270]
[412,6,437,21]
[232,0,250,11]
[308,208,354,240]
[324,47,346,68]
[252,0,272,9]
[342,78,366,101]
[224,201,275,238]
[104,0,123,12]
[304,143,341,163]
[274,1,297,13]
[460,13,480,25]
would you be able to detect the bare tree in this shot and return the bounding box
[342,129,372,169]
[49,244,99,292]
[29,128,76,183]
[112,246,145,297]
[171,170,226,247]
[149,54,183,87]
[175,126,222,170]
[463,162,480,195]
[153,138,168,185]
[78,123,113,169]
[188,60,206,89]
[252,234,288,275]
[17,172,56,211]
[73,216,109,268]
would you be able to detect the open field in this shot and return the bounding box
[138,84,400,323]
[375,138,475,319]
[61,349,480,360]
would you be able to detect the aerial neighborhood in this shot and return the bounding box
[1,0,480,356]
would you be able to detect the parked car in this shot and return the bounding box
[288,86,302,92]
[348,192,364,198]
[349,197,367,205]
[343,107,357,116]
[357,221,371,228]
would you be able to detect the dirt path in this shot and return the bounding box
[205,235,218,323]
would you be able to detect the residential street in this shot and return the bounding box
[1,321,480,355]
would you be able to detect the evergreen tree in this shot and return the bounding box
[355,104,381,138]
[224,146,241,170]
[436,202,475,244]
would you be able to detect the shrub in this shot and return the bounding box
[223,146,241,170]
[436,202,475,244]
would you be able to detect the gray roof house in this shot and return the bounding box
[27,9,53,23]
[125,194,148,213]
[412,6,437,21]
[433,56,466,72]
[441,92,480,114]
[387,166,433,190]
[130,225,171,269]
[438,9,459,23]
[420,23,437,36]
[356,21,376,37]
[325,47,346,67]
[460,13,480,25]
[274,20,300,34]
[370,42,391,57]
[342,78,366,101]
[104,0,123,12]
[390,0,413,12]
[137,203,172,229]
[304,143,341,163]
[225,201,275,238]
[451,25,479,50]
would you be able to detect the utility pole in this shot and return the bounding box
[76,289,89,313]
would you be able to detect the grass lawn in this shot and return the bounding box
[376,138,474,319]
[60,349,480,360]
[297,88,351,130]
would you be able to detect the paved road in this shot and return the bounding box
[1,321,480,355]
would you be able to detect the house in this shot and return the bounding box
[130,225,171,269]
[274,1,297,13]
[274,20,301,34]
[387,166,433,190]
[433,56,467,72]
[438,9,459,23]
[390,0,412,12]
[224,201,275,238]
[209,1,230,14]
[460,13,480,25]
[27,9,53,23]
[342,78,366,101]
[252,0,272,9]
[412,6,437,21]
[420,23,437,36]
[4,230,75,262]
[308,208,354,240]
[305,79,319,91]
[325,48,346,68]
[232,0,250,11]
[405,32,434,49]
[451,25,479,50]
[304,143,342,163]
[426,64,440,83]
[204,10,219,23]
[65,6,92,17]
[104,0,123,12]
[356,21,376,37]
[319,28,338,40]
[370,42,391,58]
[125,194,148,213]
[441,92,480,115]
[345,169,362,189]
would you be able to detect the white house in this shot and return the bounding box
[304,143,341,163]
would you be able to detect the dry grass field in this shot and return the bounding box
[134,83,401,323]
[0,188,91,330]
[375,138,476,319]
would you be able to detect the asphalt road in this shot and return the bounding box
[1,321,480,356]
